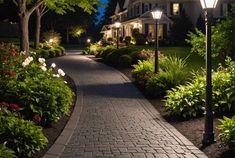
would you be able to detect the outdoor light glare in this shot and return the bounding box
[151,9,163,20]
[49,39,54,43]
[114,21,121,28]
[87,38,91,43]
[200,0,218,9]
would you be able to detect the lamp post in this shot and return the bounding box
[199,0,218,145]
[151,9,162,73]
[115,21,121,49]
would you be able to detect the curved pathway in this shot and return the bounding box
[44,51,207,158]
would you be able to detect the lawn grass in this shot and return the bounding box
[128,45,220,71]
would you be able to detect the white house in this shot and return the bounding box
[101,0,234,41]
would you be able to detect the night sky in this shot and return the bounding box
[98,0,108,21]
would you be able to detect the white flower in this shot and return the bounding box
[22,56,33,67]
[20,51,26,55]
[51,63,56,68]
[43,63,46,67]
[40,66,47,71]
[38,58,45,64]
[58,69,65,76]
[64,81,67,84]
[30,51,36,55]
[52,74,60,78]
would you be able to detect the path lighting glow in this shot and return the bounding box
[199,0,218,145]
[49,39,54,44]
[151,9,162,73]
[87,38,91,43]
[114,21,121,49]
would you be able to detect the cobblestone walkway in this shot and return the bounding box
[49,53,207,158]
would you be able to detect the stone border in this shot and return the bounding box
[43,79,83,158]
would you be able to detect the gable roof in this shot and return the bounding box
[123,0,129,9]
[114,2,121,14]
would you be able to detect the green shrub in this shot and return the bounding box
[0,115,48,157]
[96,45,116,58]
[118,55,132,67]
[132,49,154,63]
[0,47,74,124]
[37,49,49,59]
[105,48,132,65]
[0,143,17,158]
[132,60,154,87]
[165,59,235,118]
[42,30,61,46]
[124,36,131,45]
[218,116,235,148]
[88,43,102,55]
[145,56,189,97]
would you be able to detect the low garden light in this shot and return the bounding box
[199,0,218,145]
[114,21,121,49]
[49,39,54,44]
[151,9,162,73]
[87,38,91,43]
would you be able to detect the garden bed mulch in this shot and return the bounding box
[116,66,234,158]
[32,75,76,158]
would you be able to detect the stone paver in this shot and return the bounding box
[46,52,207,158]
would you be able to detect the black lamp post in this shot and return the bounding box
[151,9,162,73]
[115,21,121,49]
[200,0,218,145]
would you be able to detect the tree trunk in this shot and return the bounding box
[66,27,70,44]
[19,13,30,52]
[35,9,41,49]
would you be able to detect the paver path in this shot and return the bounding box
[48,52,207,158]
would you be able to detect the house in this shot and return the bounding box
[101,0,234,42]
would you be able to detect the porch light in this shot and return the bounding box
[114,21,121,29]
[200,0,218,9]
[151,9,163,20]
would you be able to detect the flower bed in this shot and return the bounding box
[0,43,74,157]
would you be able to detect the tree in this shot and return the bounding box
[186,15,232,63]
[0,0,99,52]
[170,9,193,45]
[34,0,99,49]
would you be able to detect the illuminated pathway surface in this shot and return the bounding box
[46,51,208,158]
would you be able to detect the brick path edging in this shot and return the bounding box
[43,79,83,158]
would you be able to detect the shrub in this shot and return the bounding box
[105,48,132,65]
[132,60,154,87]
[132,49,154,63]
[145,56,189,97]
[42,30,61,46]
[124,36,131,46]
[0,143,16,158]
[0,115,48,157]
[218,116,235,148]
[0,47,74,124]
[165,58,235,118]
[96,45,116,58]
[88,43,102,55]
[118,55,132,67]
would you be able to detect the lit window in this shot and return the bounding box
[172,3,180,15]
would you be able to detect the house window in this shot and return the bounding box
[172,3,180,15]
[144,4,149,12]
[221,3,228,16]
[137,5,140,15]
